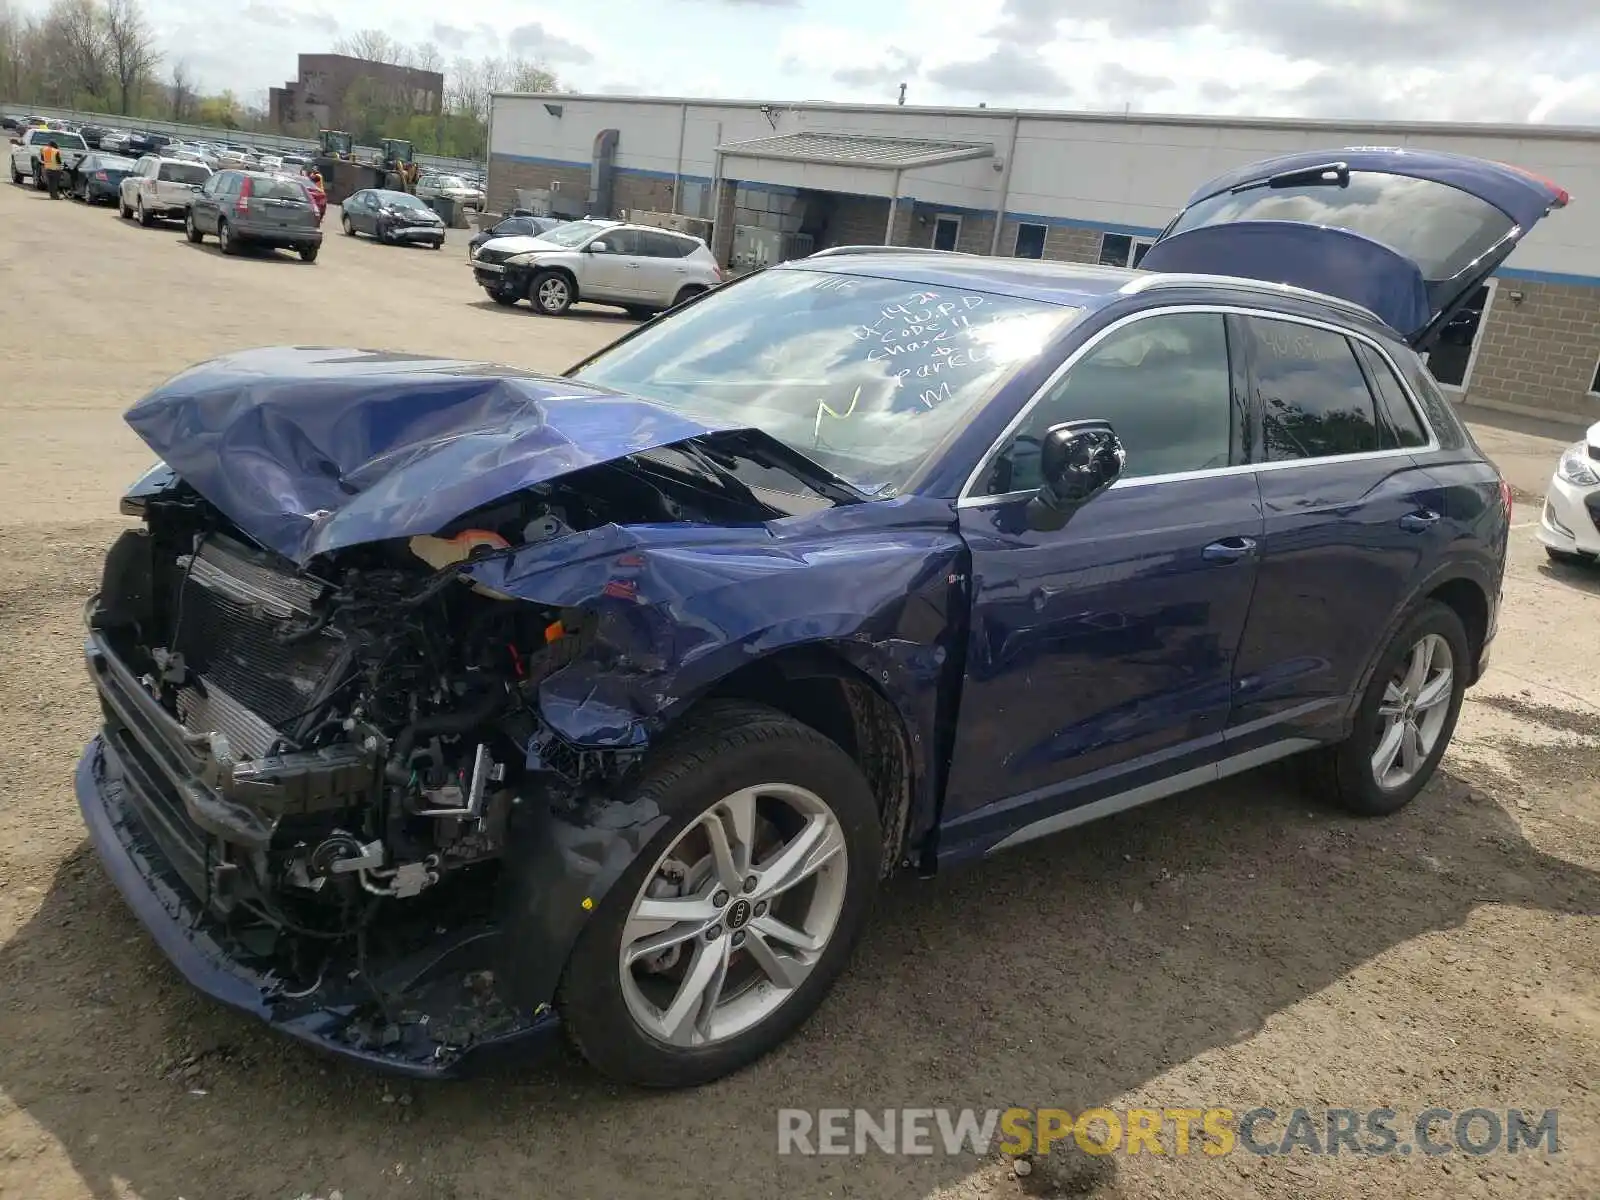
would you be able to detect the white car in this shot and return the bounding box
[8,127,89,187]
[119,155,213,224]
[1538,423,1600,564]
[468,218,723,316]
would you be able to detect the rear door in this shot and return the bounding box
[1225,311,1452,743]
[633,230,694,304]
[1140,148,1569,349]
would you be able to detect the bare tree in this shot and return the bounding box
[45,0,111,103]
[333,29,404,65]
[504,57,557,93]
[104,0,157,114]
[446,54,487,123]
[169,57,193,120]
[412,40,442,74]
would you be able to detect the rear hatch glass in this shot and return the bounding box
[1165,171,1512,282]
[158,162,210,184]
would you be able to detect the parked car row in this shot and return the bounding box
[7,136,327,262]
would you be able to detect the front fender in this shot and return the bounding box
[474,497,969,1008]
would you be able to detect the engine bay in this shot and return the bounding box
[92,446,795,945]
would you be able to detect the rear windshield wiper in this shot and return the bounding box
[1230,161,1351,195]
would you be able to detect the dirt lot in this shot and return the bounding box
[0,180,1597,1200]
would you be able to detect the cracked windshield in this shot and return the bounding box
[573,267,1079,494]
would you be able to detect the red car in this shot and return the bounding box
[277,172,326,223]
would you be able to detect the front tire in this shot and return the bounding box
[185,212,203,243]
[8,163,20,185]
[118,194,131,218]
[558,701,881,1088]
[1304,600,1469,816]
[341,213,355,237]
[487,287,519,307]
[529,270,574,315]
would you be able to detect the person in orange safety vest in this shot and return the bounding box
[40,140,64,199]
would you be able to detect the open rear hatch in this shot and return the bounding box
[1139,148,1570,348]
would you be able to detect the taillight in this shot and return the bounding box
[1499,478,1514,516]
[94,171,106,181]
[235,174,253,213]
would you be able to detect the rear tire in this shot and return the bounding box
[299,244,319,263]
[217,219,238,256]
[1302,600,1469,817]
[136,197,151,226]
[558,701,881,1088]
[624,305,656,320]
[672,285,707,309]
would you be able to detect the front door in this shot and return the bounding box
[939,310,1264,858]
[581,227,644,301]
[1226,312,1451,740]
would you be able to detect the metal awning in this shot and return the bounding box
[716,131,994,170]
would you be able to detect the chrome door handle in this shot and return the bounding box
[1399,509,1441,532]
[1202,536,1257,563]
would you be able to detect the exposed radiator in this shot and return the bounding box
[170,536,344,752]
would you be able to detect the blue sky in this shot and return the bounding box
[62,0,1600,124]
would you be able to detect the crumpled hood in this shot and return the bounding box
[124,346,753,564]
[479,234,565,256]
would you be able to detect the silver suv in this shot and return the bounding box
[119,155,212,224]
[470,219,723,316]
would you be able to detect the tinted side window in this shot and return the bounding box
[987,312,1236,493]
[636,230,679,257]
[1355,342,1429,449]
[600,228,641,254]
[496,217,535,236]
[1246,318,1379,462]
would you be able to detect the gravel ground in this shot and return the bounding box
[0,180,1596,1200]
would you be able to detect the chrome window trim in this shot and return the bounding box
[955,302,1440,509]
[1117,272,1384,324]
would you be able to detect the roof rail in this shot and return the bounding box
[1119,272,1384,323]
[805,244,962,259]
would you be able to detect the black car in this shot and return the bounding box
[75,153,137,204]
[340,188,446,248]
[467,212,567,259]
[0,116,18,132]
[124,131,171,156]
[79,124,108,149]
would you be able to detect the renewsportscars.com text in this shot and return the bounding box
[776,1106,1560,1158]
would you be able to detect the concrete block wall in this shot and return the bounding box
[1470,279,1600,421]
[488,157,590,216]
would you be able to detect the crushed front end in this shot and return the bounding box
[75,474,604,1074]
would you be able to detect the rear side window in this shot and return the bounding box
[1354,342,1430,449]
[989,312,1238,491]
[639,231,696,258]
[598,228,641,254]
[158,162,210,184]
[1244,317,1378,461]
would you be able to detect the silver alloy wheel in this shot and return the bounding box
[1372,632,1454,790]
[619,783,849,1048]
[217,221,230,252]
[536,276,570,312]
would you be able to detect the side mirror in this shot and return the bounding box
[1026,420,1125,532]
[587,241,608,253]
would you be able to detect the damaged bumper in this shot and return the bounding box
[75,622,563,1078]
